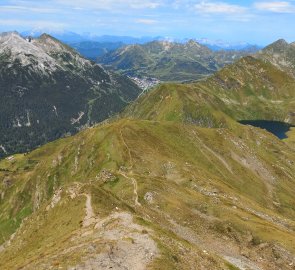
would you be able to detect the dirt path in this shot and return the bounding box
[119,172,141,207]
[224,256,262,270]
[74,212,158,270]
[120,128,133,169]
[119,126,142,207]
[83,193,96,227]
[131,177,141,206]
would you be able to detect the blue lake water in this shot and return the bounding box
[239,120,294,140]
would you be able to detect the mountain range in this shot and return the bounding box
[0,32,295,270]
[21,30,164,45]
[0,32,141,157]
[22,30,260,49]
[21,30,260,63]
[196,38,262,51]
[98,40,260,82]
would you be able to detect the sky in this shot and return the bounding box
[0,0,295,45]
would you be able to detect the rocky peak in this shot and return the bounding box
[185,39,211,54]
[0,31,33,52]
[186,39,201,47]
[273,38,288,45]
[33,33,74,54]
[0,31,58,71]
[263,38,289,52]
[0,31,20,39]
[255,38,295,79]
[157,40,174,51]
[0,31,97,74]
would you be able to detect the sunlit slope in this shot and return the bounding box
[1,119,295,269]
[256,39,295,79]
[123,57,295,126]
[99,40,255,82]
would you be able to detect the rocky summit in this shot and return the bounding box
[256,39,295,79]
[0,32,141,158]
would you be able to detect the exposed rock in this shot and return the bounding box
[144,192,155,204]
[96,169,116,183]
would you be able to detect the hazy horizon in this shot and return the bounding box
[0,1,295,45]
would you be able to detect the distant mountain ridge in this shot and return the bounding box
[0,32,141,157]
[21,30,163,44]
[196,38,262,51]
[98,39,257,81]
[21,29,260,47]
[21,30,261,59]
[256,38,295,79]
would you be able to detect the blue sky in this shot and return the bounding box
[0,0,295,44]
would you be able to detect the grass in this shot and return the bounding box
[0,118,295,269]
[226,263,241,270]
[284,127,295,147]
[123,57,295,129]
[1,56,295,268]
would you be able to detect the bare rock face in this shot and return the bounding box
[0,32,141,157]
[256,39,295,79]
[144,192,155,204]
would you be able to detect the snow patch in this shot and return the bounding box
[160,40,173,51]
[53,106,58,117]
[0,145,7,154]
[71,112,85,125]
[13,117,22,128]
[25,111,31,127]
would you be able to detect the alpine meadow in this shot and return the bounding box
[0,1,295,269]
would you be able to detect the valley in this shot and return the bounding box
[0,30,295,270]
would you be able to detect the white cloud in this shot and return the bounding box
[54,0,162,10]
[172,0,192,9]
[254,1,295,13]
[194,1,247,14]
[135,19,158,24]
[0,5,58,13]
[0,19,66,30]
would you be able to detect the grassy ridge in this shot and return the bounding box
[99,40,255,81]
[0,119,295,269]
[1,54,295,269]
[123,57,295,126]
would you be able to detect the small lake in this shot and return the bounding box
[239,120,294,140]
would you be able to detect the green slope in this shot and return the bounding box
[99,40,254,82]
[123,56,295,126]
[0,119,295,269]
[1,47,295,270]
